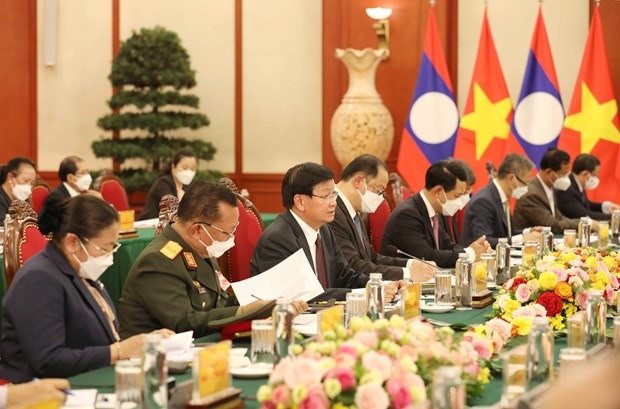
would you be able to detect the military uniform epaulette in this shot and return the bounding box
[159,240,183,260]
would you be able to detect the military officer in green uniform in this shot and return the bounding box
[119,181,306,338]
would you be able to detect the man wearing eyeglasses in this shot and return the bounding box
[513,148,597,234]
[461,154,542,248]
[119,181,307,338]
[250,162,406,301]
[329,154,436,281]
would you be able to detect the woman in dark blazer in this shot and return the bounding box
[139,149,198,220]
[0,195,172,382]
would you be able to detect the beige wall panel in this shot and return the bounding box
[242,0,322,174]
[458,0,588,114]
[120,0,235,173]
[37,0,112,171]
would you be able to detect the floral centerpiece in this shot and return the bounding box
[257,315,491,409]
[490,247,620,336]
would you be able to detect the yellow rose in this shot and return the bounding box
[478,367,491,383]
[603,256,617,270]
[504,299,522,315]
[585,256,598,270]
[539,271,558,291]
[323,378,342,399]
[257,385,273,403]
[595,271,611,286]
[512,317,533,336]
[550,314,565,331]
[561,252,577,263]
[554,282,573,299]
[591,281,605,290]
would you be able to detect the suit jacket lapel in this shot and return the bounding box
[413,194,437,248]
[531,178,552,210]
[336,198,370,259]
[282,211,315,271]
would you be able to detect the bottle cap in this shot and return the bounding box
[498,238,508,244]
[369,273,383,280]
[146,333,162,344]
[458,253,469,259]
[542,226,551,232]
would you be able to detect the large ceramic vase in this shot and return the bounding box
[330,48,394,167]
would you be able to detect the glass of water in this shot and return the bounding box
[250,319,275,366]
[434,272,453,305]
[115,360,143,409]
[345,292,366,327]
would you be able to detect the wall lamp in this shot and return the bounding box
[365,7,392,51]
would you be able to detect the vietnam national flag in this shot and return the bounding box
[558,6,620,203]
[396,6,458,191]
[454,8,512,192]
[506,6,564,169]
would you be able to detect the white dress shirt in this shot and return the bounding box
[537,174,555,217]
[289,209,319,270]
[337,187,412,279]
[574,173,613,214]
[63,182,80,197]
[492,179,530,246]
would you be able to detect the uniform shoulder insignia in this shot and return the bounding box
[182,251,198,269]
[159,240,183,260]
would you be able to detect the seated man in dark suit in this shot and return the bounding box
[461,154,541,248]
[39,156,100,217]
[250,162,404,301]
[330,154,435,282]
[444,158,476,244]
[514,148,598,234]
[380,161,490,268]
[556,153,619,220]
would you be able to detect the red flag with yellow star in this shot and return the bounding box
[558,6,620,202]
[454,8,512,192]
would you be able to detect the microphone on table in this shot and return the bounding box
[385,245,438,269]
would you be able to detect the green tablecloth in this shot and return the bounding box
[65,306,507,407]
[262,213,278,228]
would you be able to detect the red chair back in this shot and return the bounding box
[30,185,50,214]
[100,179,129,211]
[368,199,391,253]
[226,201,263,282]
[20,223,47,264]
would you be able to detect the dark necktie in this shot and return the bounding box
[447,215,456,242]
[432,214,440,249]
[353,213,366,250]
[315,235,328,288]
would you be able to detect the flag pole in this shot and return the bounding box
[429,0,436,6]
[594,0,600,7]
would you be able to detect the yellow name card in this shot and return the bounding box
[119,209,135,232]
[402,283,421,320]
[195,340,232,398]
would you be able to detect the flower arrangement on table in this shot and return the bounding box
[257,315,491,409]
[489,247,620,337]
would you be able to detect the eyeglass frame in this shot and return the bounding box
[198,221,239,240]
[310,191,339,201]
[82,237,121,256]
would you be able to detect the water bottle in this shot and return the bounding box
[585,289,607,345]
[455,253,473,310]
[611,209,620,239]
[432,366,465,409]
[578,217,591,247]
[366,273,385,321]
[539,226,553,255]
[496,238,511,285]
[143,334,167,409]
[525,317,554,391]
[273,298,295,364]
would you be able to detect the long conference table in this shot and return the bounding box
[67,305,604,408]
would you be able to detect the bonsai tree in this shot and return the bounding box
[93,26,222,192]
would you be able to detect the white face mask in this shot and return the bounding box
[12,182,32,201]
[553,174,571,191]
[585,175,600,190]
[440,190,461,216]
[75,174,93,191]
[357,181,384,213]
[175,169,196,185]
[511,186,528,200]
[458,193,471,210]
[199,224,235,258]
[73,240,114,281]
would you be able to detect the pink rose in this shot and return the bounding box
[610,274,619,290]
[269,357,292,384]
[568,276,584,287]
[529,279,539,293]
[391,364,424,389]
[575,268,590,282]
[470,337,492,359]
[261,402,276,409]
[337,343,359,359]
[569,259,584,268]
[551,268,568,283]
[398,345,419,361]
[486,318,512,342]
[386,379,412,409]
[284,357,322,389]
[512,305,535,318]
[334,351,356,368]
[497,294,510,310]
[324,367,356,390]
[354,382,390,409]
[271,384,291,407]
[463,361,480,378]
[300,386,329,409]
[575,291,589,309]
[361,350,392,380]
[531,304,547,317]
[604,285,615,305]
[515,284,531,303]
[597,262,610,274]
[354,330,379,348]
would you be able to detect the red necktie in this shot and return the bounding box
[447,215,456,242]
[432,214,440,249]
[315,235,328,287]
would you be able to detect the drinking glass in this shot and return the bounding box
[115,360,144,409]
[563,229,576,249]
[345,292,366,327]
[250,320,275,366]
[434,272,453,305]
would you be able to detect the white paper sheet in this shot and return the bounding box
[161,330,193,354]
[63,389,98,409]
[231,249,324,306]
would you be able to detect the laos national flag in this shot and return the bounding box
[506,6,564,169]
[396,6,458,191]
